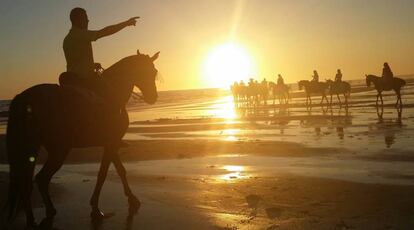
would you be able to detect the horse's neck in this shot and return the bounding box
[102,62,134,107]
[369,76,380,85]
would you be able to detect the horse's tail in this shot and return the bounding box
[3,93,37,225]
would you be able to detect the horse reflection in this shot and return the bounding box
[300,107,352,140]
[375,105,402,148]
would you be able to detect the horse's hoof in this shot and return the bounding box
[128,196,141,214]
[90,209,105,222]
[90,209,115,222]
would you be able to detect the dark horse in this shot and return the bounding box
[326,79,351,107]
[298,80,329,106]
[268,82,290,105]
[365,74,406,106]
[4,50,160,228]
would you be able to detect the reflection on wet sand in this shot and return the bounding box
[91,211,135,230]
[373,106,403,148]
[220,165,247,181]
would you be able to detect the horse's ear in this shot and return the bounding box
[137,49,141,55]
[151,51,160,61]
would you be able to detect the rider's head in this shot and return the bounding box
[70,7,88,30]
[384,62,389,68]
[337,69,341,73]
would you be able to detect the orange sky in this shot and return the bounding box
[1,0,414,99]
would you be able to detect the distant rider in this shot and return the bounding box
[382,62,394,84]
[312,70,319,82]
[277,74,284,85]
[335,69,342,82]
[261,78,268,86]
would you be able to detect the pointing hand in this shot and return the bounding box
[126,17,140,26]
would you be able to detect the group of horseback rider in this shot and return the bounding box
[310,62,394,84]
[231,61,394,106]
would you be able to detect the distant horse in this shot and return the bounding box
[5,50,160,228]
[268,82,290,105]
[258,82,269,105]
[230,84,239,102]
[326,79,351,106]
[298,80,329,106]
[365,74,406,106]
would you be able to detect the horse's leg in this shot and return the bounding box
[23,161,36,227]
[380,93,384,106]
[35,147,69,220]
[330,94,333,106]
[395,89,401,107]
[111,150,141,214]
[90,148,112,219]
[320,94,327,105]
[343,93,348,108]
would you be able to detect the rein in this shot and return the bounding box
[99,65,145,102]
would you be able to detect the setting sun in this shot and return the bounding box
[202,42,255,88]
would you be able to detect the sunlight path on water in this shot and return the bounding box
[205,95,237,121]
[221,165,248,180]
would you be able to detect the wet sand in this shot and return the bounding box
[1,166,414,229]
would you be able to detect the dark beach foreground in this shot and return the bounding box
[1,163,414,229]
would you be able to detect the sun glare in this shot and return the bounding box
[202,42,255,89]
[221,165,247,181]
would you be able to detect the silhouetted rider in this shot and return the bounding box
[62,7,139,94]
[277,74,284,85]
[335,69,342,82]
[311,70,319,82]
[382,62,393,84]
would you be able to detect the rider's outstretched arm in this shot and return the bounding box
[96,17,139,39]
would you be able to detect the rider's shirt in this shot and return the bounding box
[382,67,393,79]
[335,73,342,82]
[63,27,98,78]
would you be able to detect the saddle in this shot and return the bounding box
[59,72,107,105]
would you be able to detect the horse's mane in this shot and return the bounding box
[102,54,154,81]
[105,54,148,72]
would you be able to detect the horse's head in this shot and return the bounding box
[130,50,160,104]
[298,80,307,90]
